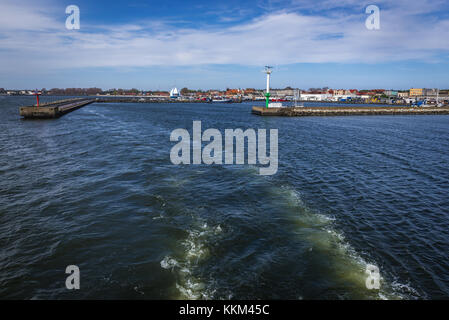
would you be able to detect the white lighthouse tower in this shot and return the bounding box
[264,66,272,108]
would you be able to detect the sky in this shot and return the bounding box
[0,0,448,90]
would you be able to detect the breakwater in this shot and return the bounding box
[294,100,411,106]
[252,105,449,117]
[18,97,239,118]
[19,98,95,118]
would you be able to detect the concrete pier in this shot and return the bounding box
[252,105,449,117]
[20,98,95,119]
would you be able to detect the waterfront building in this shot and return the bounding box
[271,88,295,97]
[423,88,438,97]
[301,93,332,101]
[385,90,398,97]
[225,88,242,97]
[410,88,423,96]
[409,88,439,99]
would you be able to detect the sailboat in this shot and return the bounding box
[293,89,304,108]
[437,89,443,107]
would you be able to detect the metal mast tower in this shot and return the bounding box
[264,66,272,108]
[33,89,41,107]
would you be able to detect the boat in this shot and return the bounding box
[413,100,432,108]
[212,98,232,103]
[170,87,180,99]
[270,98,287,102]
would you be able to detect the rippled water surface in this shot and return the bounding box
[0,96,448,299]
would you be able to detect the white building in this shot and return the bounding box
[331,94,356,101]
[301,93,332,101]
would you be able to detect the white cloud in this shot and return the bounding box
[0,0,59,31]
[0,0,448,74]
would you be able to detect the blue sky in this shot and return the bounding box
[0,0,448,90]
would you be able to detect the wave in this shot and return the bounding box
[274,184,413,299]
[160,220,223,299]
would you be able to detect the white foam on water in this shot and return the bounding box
[389,279,422,299]
[276,185,413,300]
[160,220,224,300]
[160,256,179,270]
[278,185,336,229]
[133,286,144,295]
[320,227,391,298]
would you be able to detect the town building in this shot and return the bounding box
[423,88,438,97]
[384,90,398,97]
[271,88,295,97]
[301,93,332,101]
[410,88,423,96]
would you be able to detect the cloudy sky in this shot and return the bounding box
[0,0,448,90]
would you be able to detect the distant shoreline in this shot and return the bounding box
[5,94,448,108]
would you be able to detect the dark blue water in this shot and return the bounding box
[1,96,448,299]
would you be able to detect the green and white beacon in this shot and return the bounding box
[263,66,284,108]
[264,66,272,108]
